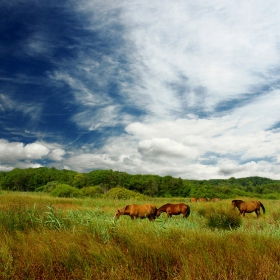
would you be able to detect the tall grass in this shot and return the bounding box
[0,192,280,279]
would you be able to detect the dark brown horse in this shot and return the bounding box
[197,197,208,202]
[232,200,265,218]
[190,198,197,202]
[210,198,222,202]
[114,204,157,221]
[156,203,190,218]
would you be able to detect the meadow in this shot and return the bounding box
[0,192,280,280]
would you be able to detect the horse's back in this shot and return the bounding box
[178,203,189,209]
[240,201,258,211]
[249,201,262,211]
[165,203,187,210]
[131,204,156,216]
[179,203,190,213]
[167,203,190,215]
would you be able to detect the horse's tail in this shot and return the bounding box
[259,202,265,214]
[186,205,191,218]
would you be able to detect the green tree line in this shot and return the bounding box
[0,167,280,199]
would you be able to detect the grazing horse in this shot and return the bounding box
[114,204,157,221]
[197,197,208,202]
[190,198,197,202]
[156,203,190,218]
[210,198,222,202]
[232,200,265,218]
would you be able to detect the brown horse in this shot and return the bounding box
[156,203,190,218]
[190,198,197,202]
[210,198,222,202]
[114,204,157,221]
[197,197,208,202]
[232,200,265,218]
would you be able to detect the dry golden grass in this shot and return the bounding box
[0,192,280,279]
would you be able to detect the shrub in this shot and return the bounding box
[104,187,147,200]
[197,208,208,217]
[271,211,280,223]
[81,186,104,198]
[206,209,242,230]
[264,193,280,200]
[50,184,83,198]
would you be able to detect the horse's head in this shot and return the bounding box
[114,209,122,219]
[231,200,237,209]
[156,210,161,217]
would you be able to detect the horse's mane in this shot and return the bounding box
[232,199,244,205]
[158,203,171,209]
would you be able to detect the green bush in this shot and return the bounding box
[197,208,208,217]
[81,186,104,198]
[104,187,147,200]
[50,184,83,198]
[206,209,242,230]
[264,193,280,200]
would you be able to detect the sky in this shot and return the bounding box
[1,0,280,180]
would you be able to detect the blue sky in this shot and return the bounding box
[1,0,280,179]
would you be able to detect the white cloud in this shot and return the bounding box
[0,140,66,168]
[0,94,13,112]
[50,71,112,107]
[24,143,49,159]
[72,105,133,131]
[0,92,42,123]
[138,138,199,160]
[116,0,280,116]
[64,153,122,172]
[0,140,49,161]
[62,1,280,126]
[47,149,65,161]
[217,159,280,179]
[0,165,14,172]
[0,162,43,171]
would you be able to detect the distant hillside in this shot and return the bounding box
[0,167,280,199]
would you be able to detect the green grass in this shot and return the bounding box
[0,192,280,279]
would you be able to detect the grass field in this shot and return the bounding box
[0,192,280,279]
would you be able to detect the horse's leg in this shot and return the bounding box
[242,211,245,217]
[148,214,154,221]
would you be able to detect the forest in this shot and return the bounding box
[1,167,280,199]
